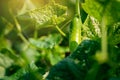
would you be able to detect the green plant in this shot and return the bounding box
[47,40,100,80]
[47,0,120,80]
[0,0,120,80]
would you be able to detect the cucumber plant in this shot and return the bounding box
[0,0,120,80]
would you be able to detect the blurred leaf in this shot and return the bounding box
[21,47,40,64]
[4,62,43,80]
[18,43,40,64]
[0,17,13,36]
[82,0,120,46]
[0,48,26,68]
[0,53,14,68]
[82,16,101,40]
[40,43,68,66]
[109,77,120,80]
[0,66,5,79]
[0,37,11,50]
[0,51,14,78]
[82,0,104,22]
[18,1,67,27]
[48,46,67,65]
[16,0,49,15]
[29,34,62,49]
[82,0,120,26]
[47,40,100,80]
[108,22,120,45]
[103,0,120,26]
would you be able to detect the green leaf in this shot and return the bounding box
[47,50,62,65]
[82,0,120,46]
[4,62,43,80]
[17,0,36,15]
[29,34,62,49]
[0,66,5,79]
[82,0,120,26]
[108,22,120,45]
[82,0,104,22]
[0,37,11,50]
[47,40,100,80]
[13,42,40,64]
[0,17,13,36]
[103,0,120,26]
[82,16,101,40]
[21,47,40,63]
[0,52,14,79]
[0,53,14,68]
[18,1,67,27]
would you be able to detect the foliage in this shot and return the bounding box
[0,0,120,80]
[18,0,67,27]
[47,40,100,80]
[0,0,68,79]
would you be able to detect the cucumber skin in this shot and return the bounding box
[69,16,82,52]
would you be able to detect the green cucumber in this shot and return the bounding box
[69,16,82,52]
[69,0,82,52]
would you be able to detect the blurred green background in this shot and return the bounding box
[0,0,75,79]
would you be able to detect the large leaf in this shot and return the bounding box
[82,0,120,45]
[18,1,67,27]
[46,40,100,80]
[82,0,120,25]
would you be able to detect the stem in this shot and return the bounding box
[34,29,38,39]
[76,0,80,17]
[18,33,29,45]
[14,16,22,33]
[11,12,29,45]
[55,25,66,37]
[94,5,109,64]
[101,16,108,57]
[15,20,29,45]
[61,19,72,29]
[34,24,38,39]
[95,16,108,64]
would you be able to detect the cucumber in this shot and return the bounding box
[69,0,82,52]
[69,16,82,52]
